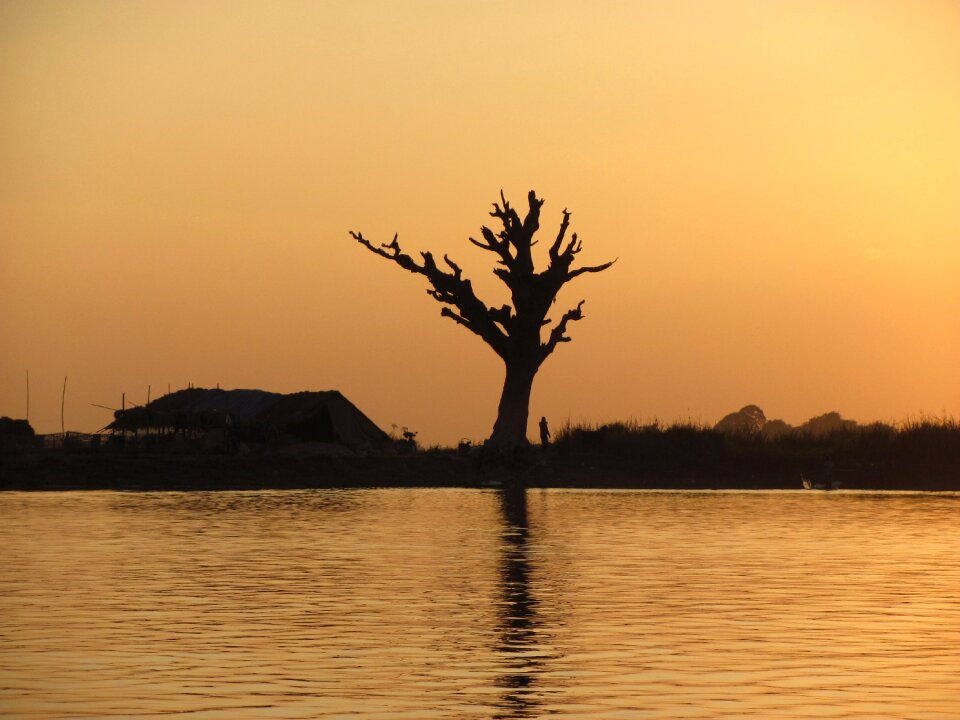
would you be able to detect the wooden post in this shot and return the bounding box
[25,370,30,422]
[61,376,67,435]
[147,385,151,405]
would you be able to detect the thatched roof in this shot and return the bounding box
[107,387,392,449]
[256,390,392,448]
[108,388,281,432]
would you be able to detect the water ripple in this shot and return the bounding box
[1,489,958,719]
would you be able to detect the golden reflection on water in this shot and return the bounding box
[0,489,958,719]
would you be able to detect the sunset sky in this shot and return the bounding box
[2,0,958,445]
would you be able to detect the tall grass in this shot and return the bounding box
[552,417,960,488]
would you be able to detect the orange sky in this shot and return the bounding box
[2,1,958,445]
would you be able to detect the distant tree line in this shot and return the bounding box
[712,405,860,438]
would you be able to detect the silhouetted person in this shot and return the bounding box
[538,416,550,447]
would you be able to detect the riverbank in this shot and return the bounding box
[0,450,481,492]
[2,443,957,491]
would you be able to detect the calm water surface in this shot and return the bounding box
[1,489,957,719]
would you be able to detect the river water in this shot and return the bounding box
[1,489,957,719]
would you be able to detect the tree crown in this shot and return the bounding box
[350,190,615,365]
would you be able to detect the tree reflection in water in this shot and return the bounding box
[494,483,552,719]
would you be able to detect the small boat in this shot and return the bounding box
[801,474,841,491]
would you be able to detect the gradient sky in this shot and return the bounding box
[2,0,958,445]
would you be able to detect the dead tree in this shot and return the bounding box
[351,190,615,450]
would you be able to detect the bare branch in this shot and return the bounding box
[568,257,618,280]
[468,233,495,252]
[541,300,586,360]
[350,229,509,357]
[420,251,438,272]
[563,232,582,258]
[490,189,534,273]
[427,288,453,303]
[549,209,571,261]
[440,307,472,330]
[443,254,463,279]
[521,190,545,239]
[544,227,586,281]
[489,191,520,233]
[544,219,616,290]
[350,231,425,275]
[470,226,514,268]
[382,234,401,255]
[489,304,513,333]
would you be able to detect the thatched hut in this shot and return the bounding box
[107,387,392,451]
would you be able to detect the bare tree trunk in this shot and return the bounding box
[489,360,537,449]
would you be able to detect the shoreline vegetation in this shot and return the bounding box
[2,417,958,492]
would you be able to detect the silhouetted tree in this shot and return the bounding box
[714,404,767,435]
[800,411,857,437]
[351,190,615,449]
[760,418,793,440]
